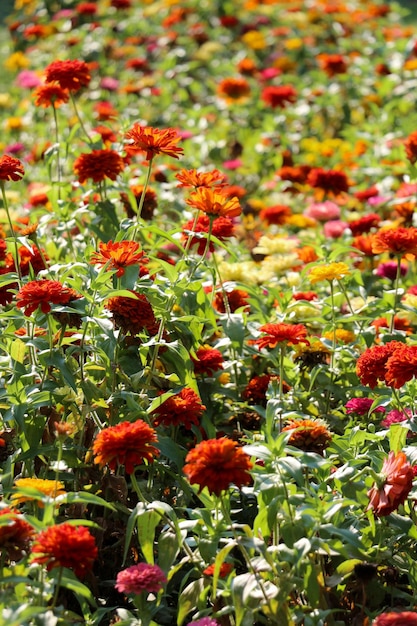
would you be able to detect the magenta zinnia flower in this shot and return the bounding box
[115,563,167,595]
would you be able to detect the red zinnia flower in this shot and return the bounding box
[176,168,228,189]
[373,611,417,626]
[367,450,414,516]
[115,563,167,595]
[44,59,91,92]
[306,168,350,195]
[31,523,97,578]
[372,227,417,259]
[33,83,69,108]
[93,419,159,474]
[385,344,417,388]
[203,562,234,578]
[191,345,224,376]
[124,124,184,161]
[259,204,292,225]
[317,53,348,76]
[356,341,405,388]
[183,437,253,496]
[182,214,235,254]
[348,213,381,236]
[261,85,297,108]
[217,78,251,103]
[0,506,34,560]
[90,240,146,277]
[242,374,287,405]
[105,291,159,335]
[151,387,206,429]
[16,280,81,317]
[255,323,309,350]
[0,155,25,182]
[186,187,242,218]
[73,149,124,183]
[213,288,249,313]
[282,418,332,455]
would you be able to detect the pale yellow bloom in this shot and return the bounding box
[309,262,350,284]
[218,260,261,284]
[252,235,299,256]
[0,94,12,108]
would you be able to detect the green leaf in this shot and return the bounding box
[177,579,205,626]
[136,508,160,564]
[389,423,408,453]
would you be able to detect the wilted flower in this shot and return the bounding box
[115,562,167,595]
[367,451,414,516]
[0,507,34,560]
[93,420,159,474]
[282,418,332,454]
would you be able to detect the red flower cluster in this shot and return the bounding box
[183,438,253,496]
[404,131,417,164]
[348,213,381,236]
[0,155,25,182]
[356,341,417,389]
[282,419,332,455]
[31,523,98,579]
[261,85,297,108]
[73,149,124,183]
[192,345,224,376]
[115,562,167,595]
[124,124,184,161]
[255,323,309,350]
[105,291,159,335]
[367,451,414,516]
[182,214,235,255]
[90,240,146,277]
[306,168,350,195]
[45,59,91,92]
[16,280,81,317]
[93,419,159,474]
[151,387,206,429]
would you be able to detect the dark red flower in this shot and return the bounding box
[348,213,381,236]
[192,346,224,376]
[182,215,235,254]
[306,168,350,195]
[367,451,414,516]
[213,288,249,313]
[317,53,348,76]
[261,85,297,108]
[45,59,91,92]
[93,419,159,474]
[105,291,159,335]
[183,437,253,496]
[0,155,25,182]
[404,131,417,164]
[124,124,184,161]
[0,507,34,560]
[73,149,124,183]
[356,341,405,388]
[16,280,80,317]
[385,344,417,388]
[259,204,292,225]
[151,387,206,429]
[242,374,286,405]
[255,323,309,350]
[31,523,97,578]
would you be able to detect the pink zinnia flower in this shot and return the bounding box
[381,409,412,428]
[373,611,417,626]
[323,220,348,238]
[115,563,167,595]
[304,201,341,222]
[375,261,408,280]
[187,619,221,626]
[345,398,385,416]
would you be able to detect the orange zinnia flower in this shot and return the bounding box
[90,240,146,277]
[93,419,159,474]
[217,77,251,103]
[255,323,309,350]
[0,155,25,181]
[259,204,292,225]
[367,451,414,517]
[105,290,158,335]
[182,214,235,254]
[44,59,91,92]
[356,341,405,388]
[317,53,348,76]
[183,437,253,496]
[385,344,417,388]
[73,149,124,184]
[175,168,228,189]
[16,280,81,317]
[203,562,234,578]
[186,187,242,218]
[404,130,417,164]
[151,387,206,429]
[282,418,332,455]
[213,287,249,313]
[31,523,97,578]
[121,185,158,220]
[124,124,184,160]
[191,345,224,376]
[33,83,69,108]
[372,227,417,259]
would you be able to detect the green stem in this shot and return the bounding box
[52,104,62,200]
[50,566,64,611]
[70,92,92,144]
[0,181,22,284]
[390,256,403,333]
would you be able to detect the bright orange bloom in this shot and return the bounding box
[183,437,253,496]
[404,131,417,164]
[0,155,25,181]
[90,240,146,277]
[31,523,97,578]
[16,280,81,317]
[33,83,69,108]
[175,168,228,189]
[93,419,159,474]
[151,387,206,429]
[203,562,234,577]
[282,419,332,455]
[352,234,378,257]
[44,59,91,92]
[385,344,417,388]
[186,187,242,218]
[255,323,309,350]
[356,341,405,388]
[105,290,158,335]
[372,227,417,259]
[217,77,251,103]
[317,53,348,76]
[367,451,414,516]
[73,149,124,184]
[124,124,184,160]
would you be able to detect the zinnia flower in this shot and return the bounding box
[261,85,297,108]
[404,130,417,164]
[105,291,159,335]
[381,409,412,428]
[259,204,292,225]
[348,213,381,236]
[182,214,235,254]
[385,344,417,388]
[345,398,385,416]
[12,478,66,505]
[0,155,25,181]
[124,124,184,160]
[367,450,414,516]
[375,261,408,280]
[217,77,251,103]
[202,562,234,577]
[16,279,81,317]
[176,168,228,189]
[308,262,351,284]
[0,506,34,559]
[356,341,405,388]
[255,323,309,350]
[151,387,206,429]
[372,227,417,259]
[306,168,350,195]
[183,437,253,496]
[115,562,167,595]
[282,418,332,455]
[92,419,159,474]
[242,374,284,405]
[373,611,417,626]
[90,240,146,277]
[186,187,242,218]
[191,345,224,376]
[317,53,348,76]
[73,149,124,184]
[33,83,69,108]
[213,288,249,313]
[44,59,91,92]
[304,201,341,222]
[187,619,221,626]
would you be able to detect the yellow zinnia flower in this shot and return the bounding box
[323,329,356,344]
[12,478,66,506]
[308,262,351,284]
